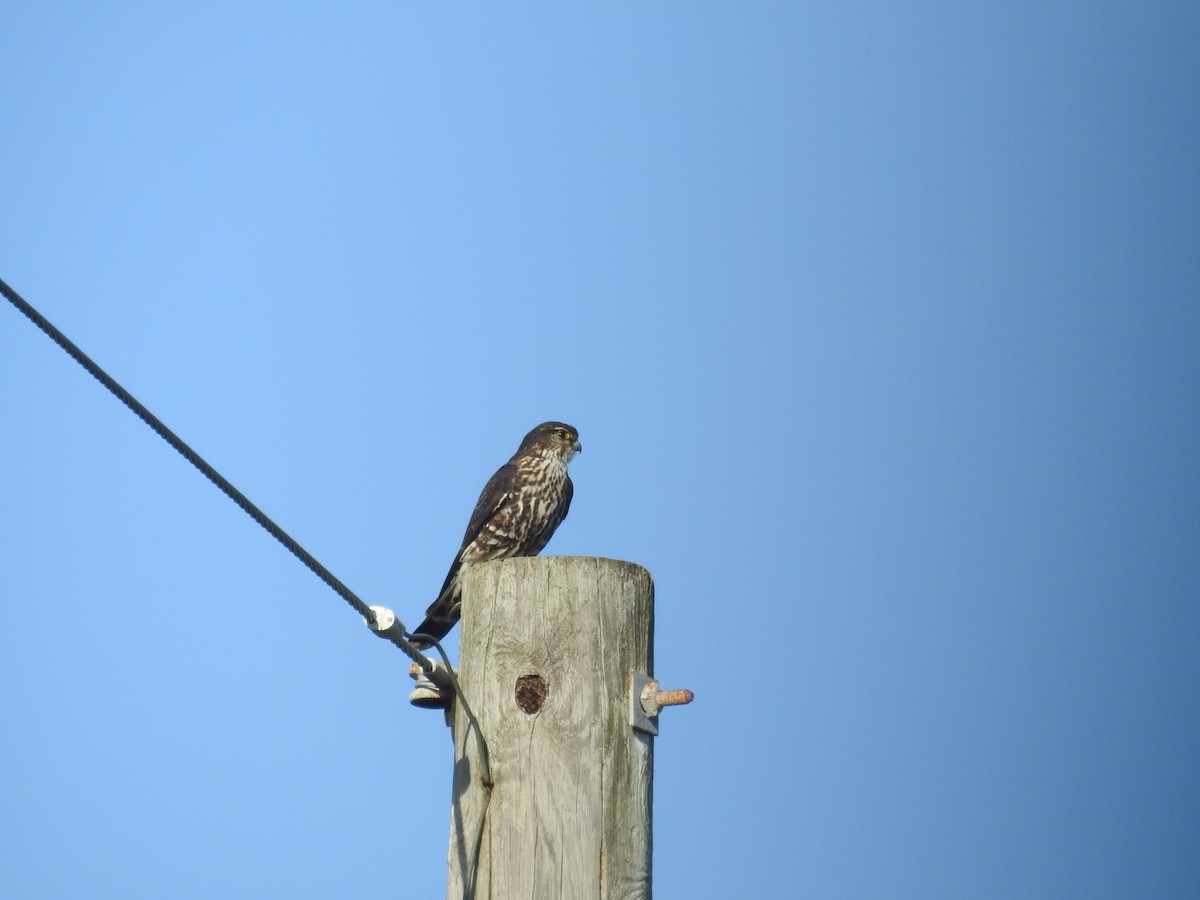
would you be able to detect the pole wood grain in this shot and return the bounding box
[447,556,654,900]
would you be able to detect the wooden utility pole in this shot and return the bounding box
[445,556,662,900]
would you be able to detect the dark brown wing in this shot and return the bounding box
[457,462,520,554]
[411,462,519,646]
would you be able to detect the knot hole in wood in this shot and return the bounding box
[515,674,548,714]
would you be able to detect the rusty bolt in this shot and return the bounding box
[656,688,695,707]
[640,680,695,717]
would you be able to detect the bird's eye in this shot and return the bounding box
[554,428,567,439]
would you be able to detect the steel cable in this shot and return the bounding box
[4,279,493,860]
[1,276,376,622]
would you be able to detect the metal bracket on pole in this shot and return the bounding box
[408,659,457,714]
[629,671,694,736]
[360,605,456,714]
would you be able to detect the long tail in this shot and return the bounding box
[410,577,461,649]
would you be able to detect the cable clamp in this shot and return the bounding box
[363,604,409,642]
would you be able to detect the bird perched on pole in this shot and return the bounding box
[410,421,582,648]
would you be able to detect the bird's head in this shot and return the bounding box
[522,421,582,462]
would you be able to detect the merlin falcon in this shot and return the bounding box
[410,422,581,648]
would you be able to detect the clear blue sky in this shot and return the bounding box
[3,4,1198,898]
